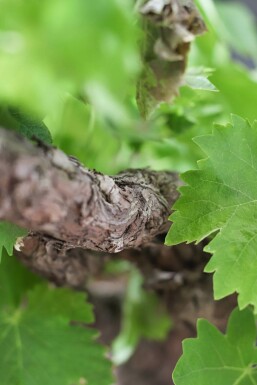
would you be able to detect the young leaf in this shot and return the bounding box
[0,221,27,261]
[166,115,257,310]
[173,307,257,385]
[0,284,113,385]
[184,67,218,92]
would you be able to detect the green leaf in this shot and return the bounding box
[173,307,257,385]
[166,115,257,310]
[185,67,218,92]
[9,107,52,144]
[0,221,27,261]
[0,284,113,385]
[0,252,112,384]
[0,252,41,307]
[112,269,171,365]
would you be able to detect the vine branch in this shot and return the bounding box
[0,128,180,253]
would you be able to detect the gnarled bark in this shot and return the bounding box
[0,128,180,252]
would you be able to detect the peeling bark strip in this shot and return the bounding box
[137,0,206,116]
[0,128,180,252]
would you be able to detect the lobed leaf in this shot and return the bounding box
[173,307,257,385]
[166,115,257,310]
[0,253,113,385]
[0,284,113,385]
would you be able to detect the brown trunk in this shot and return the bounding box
[0,128,180,252]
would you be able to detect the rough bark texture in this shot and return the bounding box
[15,233,108,289]
[137,0,206,116]
[0,128,180,252]
[14,233,207,292]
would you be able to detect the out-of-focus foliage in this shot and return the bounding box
[0,0,139,119]
[130,0,257,173]
[0,253,113,385]
[2,0,254,177]
[1,0,257,382]
[196,0,257,63]
[112,268,172,365]
[48,0,257,176]
[44,95,121,173]
[0,0,257,175]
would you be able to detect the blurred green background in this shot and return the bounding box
[0,0,256,177]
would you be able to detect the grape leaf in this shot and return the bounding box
[166,115,257,309]
[0,284,113,385]
[173,307,257,385]
[0,221,27,261]
[0,251,41,307]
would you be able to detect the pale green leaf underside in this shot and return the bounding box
[166,115,257,309]
[185,74,217,91]
[185,67,218,92]
[173,308,257,385]
[0,285,112,385]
